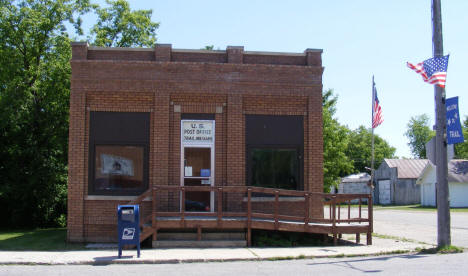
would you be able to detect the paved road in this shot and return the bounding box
[1,252,467,275]
[330,206,468,247]
[372,209,468,247]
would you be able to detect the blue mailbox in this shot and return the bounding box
[117,205,140,258]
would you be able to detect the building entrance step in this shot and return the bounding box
[152,230,247,248]
[152,240,247,248]
[157,231,246,241]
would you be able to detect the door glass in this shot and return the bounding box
[184,148,211,177]
[184,147,211,211]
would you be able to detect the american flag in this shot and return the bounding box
[407,55,449,88]
[372,87,383,129]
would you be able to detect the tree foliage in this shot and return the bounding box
[405,114,435,159]
[89,0,159,47]
[454,116,468,159]
[322,90,353,192]
[345,126,396,173]
[0,0,92,227]
[322,90,396,192]
[0,0,159,228]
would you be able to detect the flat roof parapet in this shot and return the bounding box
[71,42,322,67]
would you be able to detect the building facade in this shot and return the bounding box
[417,160,468,207]
[374,159,428,205]
[67,43,324,242]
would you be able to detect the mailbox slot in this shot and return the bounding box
[121,208,135,222]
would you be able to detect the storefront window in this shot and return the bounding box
[88,112,149,195]
[94,145,145,192]
[246,115,303,190]
[250,148,299,190]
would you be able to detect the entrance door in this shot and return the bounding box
[181,120,215,212]
[378,180,391,205]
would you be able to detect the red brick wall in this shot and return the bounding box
[68,43,324,242]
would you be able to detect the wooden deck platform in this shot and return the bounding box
[130,186,373,246]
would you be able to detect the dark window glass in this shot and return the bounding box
[89,112,149,195]
[245,115,304,190]
[250,148,299,190]
[94,145,145,192]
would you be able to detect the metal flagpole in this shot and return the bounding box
[432,0,451,247]
[371,76,375,188]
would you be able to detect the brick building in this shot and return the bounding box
[67,42,324,243]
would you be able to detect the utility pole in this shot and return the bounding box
[432,0,451,247]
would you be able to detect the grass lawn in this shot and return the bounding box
[0,228,86,251]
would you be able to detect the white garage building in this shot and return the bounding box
[417,160,468,207]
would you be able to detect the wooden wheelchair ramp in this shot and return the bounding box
[130,186,373,247]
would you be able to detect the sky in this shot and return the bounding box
[78,0,468,158]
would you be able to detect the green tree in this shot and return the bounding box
[405,114,435,159]
[346,126,396,173]
[454,116,468,159]
[89,0,159,47]
[322,90,354,192]
[0,0,91,227]
[0,0,160,228]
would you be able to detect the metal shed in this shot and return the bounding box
[374,159,428,205]
[336,173,371,203]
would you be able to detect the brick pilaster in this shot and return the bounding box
[226,95,244,212]
[227,46,244,64]
[155,44,172,62]
[305,48,322,66]
[71,42,88,60]
[67,88,86,242]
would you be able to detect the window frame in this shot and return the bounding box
[88,111,150,196]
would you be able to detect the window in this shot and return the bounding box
[250,148,299,190]
[246,115,303,190]
[89,112,149,195]
[94,145,145,192]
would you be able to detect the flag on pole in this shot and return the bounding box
[407,55,449,88]
[372,86,383,129]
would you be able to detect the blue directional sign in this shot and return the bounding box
[446,96,464,144]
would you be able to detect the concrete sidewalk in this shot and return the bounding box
[0,236,429,265]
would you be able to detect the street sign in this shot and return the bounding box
[446,96,464,144]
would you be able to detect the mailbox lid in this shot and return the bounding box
[118,205,140,222]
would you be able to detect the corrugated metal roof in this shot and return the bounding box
[384,159,429,179]
[448,160,468,183]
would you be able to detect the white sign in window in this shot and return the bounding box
[182,121,214,143]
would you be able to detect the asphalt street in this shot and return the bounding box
[1,252,467,275]
[330,206,468,247]
[372,209,468,247]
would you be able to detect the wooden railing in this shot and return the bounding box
[131,186,373,245]
[324,193,373,245]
